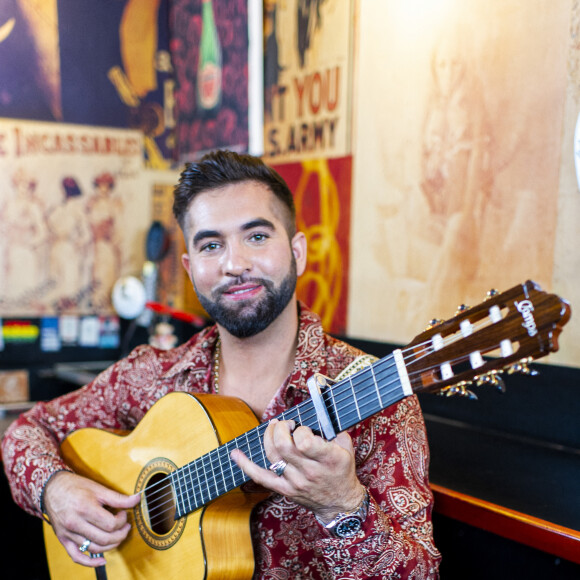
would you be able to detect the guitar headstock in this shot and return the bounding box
[404,280,571,397]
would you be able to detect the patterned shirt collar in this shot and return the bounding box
[158,301,327,394]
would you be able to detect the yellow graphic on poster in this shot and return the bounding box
[272,156,352,335]
[0,119,146,316]
[112,0,174,169]
[263,0,353,162]
[0,0,61,120]
[294,159,342,330]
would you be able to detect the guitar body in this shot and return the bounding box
[43,392,267,580]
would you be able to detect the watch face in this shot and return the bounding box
[335,516,362,538]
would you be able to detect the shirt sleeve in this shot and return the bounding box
[0,346,152,518]
[314,395,441,579]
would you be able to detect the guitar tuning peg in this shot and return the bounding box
[425,319,443,330]
[475,373,490,387]
[437,385,458,397]
[491,374,506,393]
[461,387,478,400]
[485,289,499,300]
[507,357,538,376]
[455,304,470,314]
[475,370,506,393]
[456,381,478,399]
[518,363,538,376]
[438,381,477,399]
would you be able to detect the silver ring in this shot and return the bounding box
[79,539,91,553]
[269,459,287,477]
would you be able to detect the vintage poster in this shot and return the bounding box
[0,119,146,317]
[348,1,578,366]
[0,0,175,167]
[272,156,352,335]
[263,0,354,163]
[170,0,263,161]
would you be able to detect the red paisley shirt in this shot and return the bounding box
[2,304,440,579]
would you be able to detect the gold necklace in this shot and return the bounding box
[213,337,221,394]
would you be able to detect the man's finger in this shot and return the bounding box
[96,488,141,510]
[73,519,132,551]
[63,539,106,568]
[230,449,289,489]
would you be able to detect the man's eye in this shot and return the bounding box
[251,233,268,242]
[201,242,220,252]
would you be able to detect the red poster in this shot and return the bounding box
[271,157,352,335]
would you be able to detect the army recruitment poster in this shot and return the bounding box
[263,0,354,162]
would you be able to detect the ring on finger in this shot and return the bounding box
[269,459,287,477]
[79,539,91,553]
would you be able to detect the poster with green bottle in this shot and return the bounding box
[197,0,222,113]
[170,0,263,161]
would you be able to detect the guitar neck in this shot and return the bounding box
[166,281,573,520]
[171,351,408,519]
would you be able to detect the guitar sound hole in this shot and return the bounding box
[144,472,176,535]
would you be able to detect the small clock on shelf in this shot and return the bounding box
[111,276,147,320]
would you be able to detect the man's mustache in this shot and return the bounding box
[213,276,272,298]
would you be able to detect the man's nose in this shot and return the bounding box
[223,241,252,276]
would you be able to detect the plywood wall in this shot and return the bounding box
[349,0,579,367]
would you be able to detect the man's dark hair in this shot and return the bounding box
[173,150,296,236]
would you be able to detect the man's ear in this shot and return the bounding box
[291,231,307,276]
[181,253,193,282]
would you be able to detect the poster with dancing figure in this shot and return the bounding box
[0,119,146,316]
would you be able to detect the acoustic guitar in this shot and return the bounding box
[43,280,571,579]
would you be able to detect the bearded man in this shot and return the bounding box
[2,150,440,579]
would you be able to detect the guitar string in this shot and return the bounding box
[143,316,503,522]
[145,364,408,526]
[145,358,468,528]
[144,359,405,519]
[143,323,500,524]
[145,345,477,525]
[144,337,492,526]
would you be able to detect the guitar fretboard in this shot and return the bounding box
[170,351,408,519]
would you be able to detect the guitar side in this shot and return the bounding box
[43,392,267,580]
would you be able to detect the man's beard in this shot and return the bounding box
[195,259,297,338]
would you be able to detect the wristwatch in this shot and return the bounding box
[316,489,370,539]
